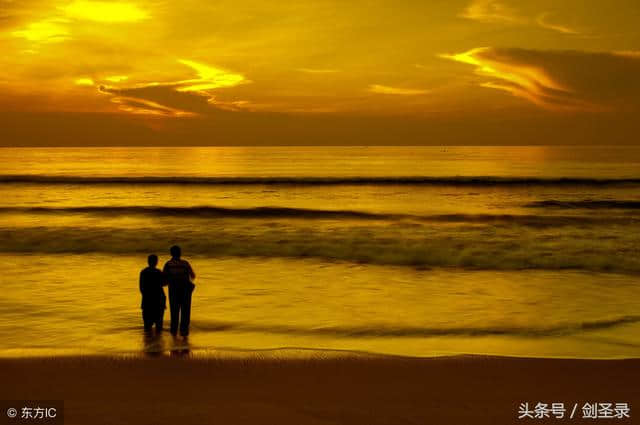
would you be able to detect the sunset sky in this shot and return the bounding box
[1,0,640,145]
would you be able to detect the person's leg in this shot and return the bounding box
[179,288,192,336]
[155,308,164,333]
[169,288,181,335]
[142,309,153,332]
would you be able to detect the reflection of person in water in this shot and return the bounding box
[142,330,165,357]
[163,245,196,337]
[139,254,167,333]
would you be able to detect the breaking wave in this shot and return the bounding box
[0,206,390,220]
[527,200,640,209]
[0,206,637,226]
[1,223,639,273]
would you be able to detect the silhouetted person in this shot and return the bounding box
[139,254,166,333]
[163,245,196,337]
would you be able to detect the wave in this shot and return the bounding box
[527,200,640,209]
[0,206,391,220]
[0,206,637,226]
[1,223,639,273]
[184,315,640,338]
[2,175,640,186]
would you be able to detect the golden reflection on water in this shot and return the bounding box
[0,255,639,359]
[2,146,640,178]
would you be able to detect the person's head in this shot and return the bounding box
[147,254,158,267]
[170,245,181,259]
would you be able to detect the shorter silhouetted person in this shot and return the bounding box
[139,254,167,333]
[163,245,196,337]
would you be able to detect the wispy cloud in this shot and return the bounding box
[97,59,248,116]
[615,51,640,58]
[175,59,246,92]
[10,1,149,44]
[109,96,195,117]
[105,75,129,83]
[368,84,430,96]
[75,77,94,86]
[536,13,580,35]
[441,47,640,111]
[297,68,340,74]
[11,18,70,43]
[462,1,583,36]
[63,1,149,23]
[460,0,522,24]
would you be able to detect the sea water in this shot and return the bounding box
[0,146,639,358]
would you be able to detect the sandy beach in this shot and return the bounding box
[1,354,637,424]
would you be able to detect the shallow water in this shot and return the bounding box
[0,146,639,358]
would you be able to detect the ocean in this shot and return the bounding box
[0,146,639,358]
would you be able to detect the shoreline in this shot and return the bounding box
[2,354,638,424]
[3,346,640,361]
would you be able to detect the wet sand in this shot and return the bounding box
[1,354,638,424]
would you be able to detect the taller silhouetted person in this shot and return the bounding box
[163,245,196,337]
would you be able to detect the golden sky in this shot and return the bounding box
[1,0,640,145]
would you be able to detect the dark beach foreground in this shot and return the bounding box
[1,354,638,424]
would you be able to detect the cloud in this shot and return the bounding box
[109,96,195,117]
[63,1,149,23]
[536,13,580,35]
[297,68,340,74]
[462,1,583,35]
[96,59,248,116]
[175,59,246,92]
[460,0,522,24]
[10,1,150,44]
[615,51,640,58]
[105,75,128,82]
[368,84,430,96]
[75,77,94,86]
[99,84,210,116]
[441,47,640,111]
[11,18,70,42]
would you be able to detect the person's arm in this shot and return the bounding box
[139,271,145,294]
